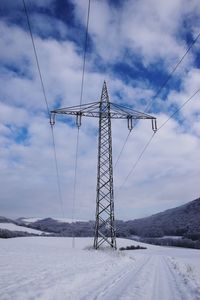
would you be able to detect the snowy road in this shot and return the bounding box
[82,255,199,300]
[0,237,200,300]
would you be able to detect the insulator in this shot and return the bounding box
[127,116,133,131]
[76,112,82,128]
[50,113,56,126]
[151,118,157,132]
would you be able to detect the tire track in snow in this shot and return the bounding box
[151,256,186,300]
[81,254,199,300]
[165,256,200,300]
[80,255,152,300]
[95,256,152,300]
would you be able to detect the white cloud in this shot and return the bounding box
[72,0,199,69]
[167,67,200,132]
[0,1,200,220]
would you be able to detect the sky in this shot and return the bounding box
[0,0,200,221]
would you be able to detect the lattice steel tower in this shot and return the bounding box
[94,82,116,249]
[50,81,157,249]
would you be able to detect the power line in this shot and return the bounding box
[117,30,200,189]
[50,126,64,217]
[22,0,50,117]
[71,0,91,204]
[118,87,200,191]
[157,88,200,131]
[72,128,80,248]
[113,31,200,171]
[117,132,156,191]
[114,131,131,169]
[79,0,91,106]
[71,0,91,244]
[22,0,64,216]
[145,31,200,113]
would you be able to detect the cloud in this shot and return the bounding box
[166,67,200,133]
[0,1,199,220]
[72,0,199,70]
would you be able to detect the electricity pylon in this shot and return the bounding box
[50,81,157,249]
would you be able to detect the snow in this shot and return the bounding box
[21,217,85,224]
[0,223,48,235]
[52,218,85,223]
[0,237,200,300]
[131,235,183,240]
[159,235,183,239]
[20,218,41,223]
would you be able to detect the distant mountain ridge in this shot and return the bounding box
[0,216,15,223]
[124,197,200,238]
[1,197,200,240]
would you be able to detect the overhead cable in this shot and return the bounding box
[72,128,80,248]
[117,132,156,191]
[79,0,91,106]
[118,87,200,191]
[71,0,91,242]
[113,31,200,170]
[157,88,200,131]
[114,131,131,169]
[145,31,200,113]
[50,126,64,216]
[22,0,64,217]
[118,30,200,189]
[22,0,50,116]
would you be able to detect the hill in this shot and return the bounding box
[124,197,200,239]
[0,216,50,238]
[1,197,200,244]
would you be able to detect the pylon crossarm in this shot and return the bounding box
[50,101,156,120]
[51,110,156,120]
[110,102,155,118]
[52,101,100,113]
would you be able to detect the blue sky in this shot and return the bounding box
[0,0,200,220]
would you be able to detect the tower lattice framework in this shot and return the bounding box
[94,82,116,249]
[50,81,157,249]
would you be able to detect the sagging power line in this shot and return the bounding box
[71,0,91,247]
[118,30,200,189]
[145,31,200,113]
[118,87,200,191]
[22,0,64,217]
[113,30,200,171]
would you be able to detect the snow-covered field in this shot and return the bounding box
[0,237,200,300]
[0,223,48,235]
[21,218,84,224]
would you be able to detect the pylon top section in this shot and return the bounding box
[100,81,109,103]
[50,81,157,133]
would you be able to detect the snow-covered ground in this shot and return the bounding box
[0,237,200,300]
[21,217,84,224]
[20,218,42,223]
[131,235,183,240]
[0,223,48,235]
[158,235,183,239]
